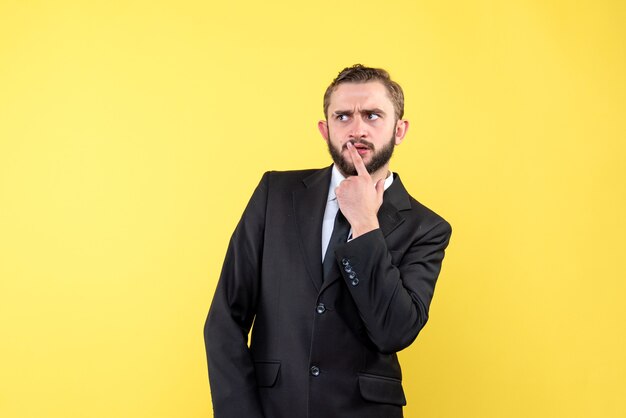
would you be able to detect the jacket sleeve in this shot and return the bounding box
[333,219,452,354]
[204,173,269,418]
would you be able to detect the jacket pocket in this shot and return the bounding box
[254,361,281,387]
[358,373,406,406]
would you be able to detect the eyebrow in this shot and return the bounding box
[333,108,387,116]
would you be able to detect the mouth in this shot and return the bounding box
[345,141,373,155]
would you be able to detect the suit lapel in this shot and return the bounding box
[293,166,333,291]
[377,174,412,237]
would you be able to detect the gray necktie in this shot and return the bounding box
[322,209,351,281]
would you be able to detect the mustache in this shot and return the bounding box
[342,139,374,151]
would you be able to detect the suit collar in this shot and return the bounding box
[294,167,413,292]
[302,165,333,189]
[317,173,412,293]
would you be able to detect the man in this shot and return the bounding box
[204,64,452,418]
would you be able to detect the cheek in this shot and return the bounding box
[329,123,347,136]
[327,128,345,145]
[370,128,391,143]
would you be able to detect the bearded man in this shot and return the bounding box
[204,64,452,418]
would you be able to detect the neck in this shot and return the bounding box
[370,165,391,184]
[335,164,391,183]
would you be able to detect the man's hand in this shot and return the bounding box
[335,142,385,239]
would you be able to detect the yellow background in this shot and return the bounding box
[1,0,624,417]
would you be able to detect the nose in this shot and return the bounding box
[349,116,367,139]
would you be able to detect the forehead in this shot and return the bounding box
[328,81,393,111]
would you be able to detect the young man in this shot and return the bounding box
[205,64,452,418]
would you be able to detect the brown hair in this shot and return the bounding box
[323,64,405,120]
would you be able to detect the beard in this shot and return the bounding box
[327,134,396,177]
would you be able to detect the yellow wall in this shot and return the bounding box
[1,1,624,417]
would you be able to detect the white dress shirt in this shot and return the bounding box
[321,165,394,262]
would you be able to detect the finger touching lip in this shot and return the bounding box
[344,141,372,151]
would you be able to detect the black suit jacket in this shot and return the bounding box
[204,166,451,418]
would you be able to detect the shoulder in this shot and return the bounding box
[258,167,331,189]
[392,174,452,234]
[410,194,449,223]
[264,167,326,179]
[409,195,452,235]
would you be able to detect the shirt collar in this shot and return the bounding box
[327,165,394,202]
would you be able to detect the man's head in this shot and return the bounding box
[323,64,405,121]
[318,64,409,179]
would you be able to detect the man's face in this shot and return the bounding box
[318,81,408,178]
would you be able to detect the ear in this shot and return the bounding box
[394,119,409,145]
[318,120,329,142]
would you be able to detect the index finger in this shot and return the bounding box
[347,142,370,177]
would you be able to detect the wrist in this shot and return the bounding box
[350,218,380,239]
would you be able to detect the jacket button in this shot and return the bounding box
[348,271,356,279]
[351,278,359,286]
[344,265,353,273]
[316,303,326,314]
[341,258,350,266]
[310,366,320,377]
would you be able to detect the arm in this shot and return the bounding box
[333,220,451,354]
[204,173,269,418]
[335,142,451,354]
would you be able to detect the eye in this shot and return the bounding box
[336,114,349,121]
[367,113,380,120]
